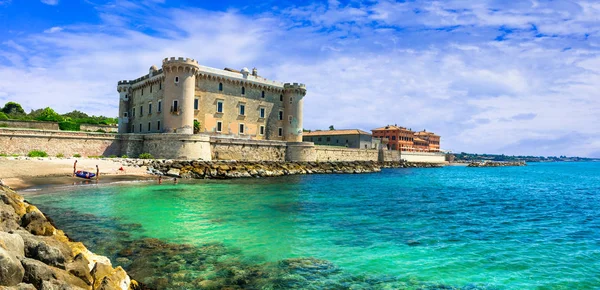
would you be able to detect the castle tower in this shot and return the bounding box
[161,57,200,134]
[116,81,131,133]
[283,83,307,142]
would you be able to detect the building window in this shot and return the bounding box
[278,127,283,137]
[239,123,245,134]
[219,83,223,91]
[392,136,396,140]
[216,121,222,132]
[148,103,152,114]
[148,122,151,132]
[278,110,283,120]
[174,76,179,83]
[123,112,128,118]
[260,107,265,118]
[217,101,223,113]
[132,108,135,117]
[259,125,265,135]
[289,97,293,104]
[158,101,162,112]
[241,86,245,95]
[326,137,330,142]
[194,98,199,110]
[131,124,135,133]
[318,137,322,142]
[288,115,293,124]
[140,106,143,116]
[159,82,162,90]
[172,100,179,112]
[139,123,142,132]
[141,88,143,96]
[157,121,161,131]
[150,85,153,93]
[239,104,245,116]
[261,91,265,98]
[280,95,283,101]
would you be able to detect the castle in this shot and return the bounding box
[117,57,306,142]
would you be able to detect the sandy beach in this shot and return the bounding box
[0,157,152,190]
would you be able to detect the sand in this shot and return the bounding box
[0,157,153,190]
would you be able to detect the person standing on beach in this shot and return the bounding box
[158,175,163,184]
[96,165,99,181]
[73,160,78,177]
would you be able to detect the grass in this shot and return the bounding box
[121,155,128,158]
[73,153,82,158]
[56,153,64,158]
[28,150,48,157]
[138,153,154,159]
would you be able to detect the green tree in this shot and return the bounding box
[193,120,201,134]
[329,125,335,130]
[2,102,25,117]
[0,112,8,120]
[62,110,89,120]
[36,107,64,122]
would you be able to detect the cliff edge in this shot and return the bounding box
[0,185,141,290]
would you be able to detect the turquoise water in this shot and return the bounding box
[27,162,600,289]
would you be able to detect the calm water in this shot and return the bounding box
[27,162,600,289]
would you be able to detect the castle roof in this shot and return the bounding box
[371,125,411,131]
[304,129,371,137]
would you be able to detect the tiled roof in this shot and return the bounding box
[414,131,439,136]
[304,129,371,136]
[371,125,411,131]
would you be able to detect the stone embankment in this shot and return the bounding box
[136,160,446,179]
[467,161,526,167]
[0,185,140,290]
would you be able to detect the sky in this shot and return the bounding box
[0,0,599,157]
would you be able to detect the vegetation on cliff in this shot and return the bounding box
[451,152,597,163]
[1,102,117,128]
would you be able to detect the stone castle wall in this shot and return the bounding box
[400,151,446,164]
[315,146,379,162]
[210,137,287,161]
[80,124,118,133]
[0,120,59,130]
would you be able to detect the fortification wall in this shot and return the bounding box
[145,134,211,160]
[400,151,447,164]
[315,146,379,162]
[0,120,59,130]
[210,137,287,161]
[0,128,120,157]
[381,150,401,162]
[80,124,119,133]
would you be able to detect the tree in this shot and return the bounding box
[36,107,64,122]
[2,102,25,117]
[62,110,89,120]
[0,112,8,120]
[329,125,335,130]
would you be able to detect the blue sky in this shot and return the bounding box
[1,0,599,157]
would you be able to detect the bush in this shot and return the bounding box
[108,155,117,158]
[59,121,80,131]
[121,155,128,158]
[28,150,48,157]
[138,153,154,159]
[0,112,8,120]
[56,153,64,158]
[73,153,82,158]
[0,123,7,128]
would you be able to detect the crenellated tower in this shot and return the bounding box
[161,57,200,134]
[283,83,307,142]
[117,81,132,133]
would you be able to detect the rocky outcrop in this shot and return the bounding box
[0,185,141,290]
[467,161,526,167]
[144,160,445,179]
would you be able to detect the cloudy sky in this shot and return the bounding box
[0,0,599,157]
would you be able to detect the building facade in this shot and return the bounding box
[117,57,306,142]
[303,129,375,149]
[371,125,441,152]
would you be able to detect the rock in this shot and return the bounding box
[20,208,46,228]
[0,232,25,259]
[166,169,180,178]
[25,220,55,236]
[21,258,53,288]
[0,203,21,232]
[0,283,37,290]
[91,262,114,290]
[97,267,130,290]
[40,279,86,290]
[34,242,66,269]
[66,254,92,285]
[0,247,25,286]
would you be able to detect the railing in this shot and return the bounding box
[170,105,180,115]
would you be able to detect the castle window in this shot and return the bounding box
[131,124,135,133]
[261,91,265,98]
[259,125,265,135]
[140,106,143,116]
[259,107,265,118]
[123,112,128,118]
[174,76,179,84]
[216,121,222,132]
[194,98,199,110]
[216,101,224,113]
[326,137,331,142]
[289,97,293,104]
[239,123,245,134]
[392,136,396,140]
[148,122,151,132]
[157,121,161,131]
[141,88,143,96]
[172,100,179,112]
[288,115,293,124]
[132,108,135,117]
[159,82,162,90]
[219,83,223,91]
[239,104,245,115]
[139,123,142,132]
[278,110,283,120]
[150,85,152,93]
[280,95,283,101]
[158,101,162,112]
[148,103,152,114]
[241,86,245,95]
[278,127,283,137]
[318,137,322,142]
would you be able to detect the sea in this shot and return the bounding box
[25,162,600,289]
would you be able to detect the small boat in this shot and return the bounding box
[75,170,96,179]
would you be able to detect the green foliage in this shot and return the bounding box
[0,153,7,157]
[2,102,26,117]
[0,123,7,128]
[193,120,201,134]
[56,153,64,158]
[58,121,80,131]
[62,110,89,120]
[329,125,335,130]
[36,107,64,122]
[73,153,82,158]
[27,150,48,157]
[0,112,8,120]
[121,155,128,158]
[108,155,117,158]
[138,153,154,159]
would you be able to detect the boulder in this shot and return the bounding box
[91,262,114,290]
[40,279,86,290]
[0,247,25,286]
[0,232,25,259]
[33,242,66,269]
[0,203,21,232]
[66,254,92,286]
[20,208,46,228]
[165,169,180,178]
[25,221,56,236]
[0,283,37,290]
[21,258,53,288]
[97,267,130,290]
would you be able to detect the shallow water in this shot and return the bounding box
[27,162,600,289]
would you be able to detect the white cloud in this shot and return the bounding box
[43,26,63,33]
[40,0,58,5]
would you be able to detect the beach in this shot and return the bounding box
[0,157,152,190]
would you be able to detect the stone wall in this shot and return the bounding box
[80,124,118,133]
[380,150,401,162]
[0,128,120,157]
[400,151,447,164]
[0,120,59,130]
[210,137,287,161]
[144,134,211,160]
[315,146,379,162]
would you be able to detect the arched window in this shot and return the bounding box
[219,82,223,91]
[241,86,245,95]
[289,97,293,104]
[261,91,265,98]
[174,76,179,83]
[280,95,283,101]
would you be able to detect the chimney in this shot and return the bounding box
[252,67,258,76]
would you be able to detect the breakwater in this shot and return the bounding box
[138,160,445,179]
[0,185,140,289]
[467,161,526,167]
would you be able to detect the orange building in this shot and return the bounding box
[372,125,441,152]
